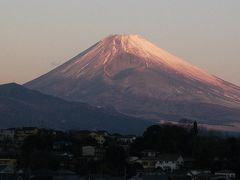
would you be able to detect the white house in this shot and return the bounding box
[82,146,96,157]
[118,136,136,144]
[155,154,184,172]
[215,170,236,179]
[128,156,143,165]
[82,146,105,160]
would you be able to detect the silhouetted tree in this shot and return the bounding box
[191,121,198,136]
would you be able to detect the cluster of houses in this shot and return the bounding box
[0,127,237,179]
[0,127,57,143]
[71,131,187,173]
[71,130,137,162]
[0,127,58,176]
[0,128,137,176]
[136,151,184,172]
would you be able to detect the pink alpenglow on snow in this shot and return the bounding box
[25,34,240,131]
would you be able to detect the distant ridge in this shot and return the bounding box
[0,83,153,134]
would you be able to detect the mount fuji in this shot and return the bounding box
[25,34,240,131]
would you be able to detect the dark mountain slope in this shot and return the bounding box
[0,83,153,134]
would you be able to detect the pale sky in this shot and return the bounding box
[0,0,240,85]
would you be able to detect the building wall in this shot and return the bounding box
[82,146,96,157]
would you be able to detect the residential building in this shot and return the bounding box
[155,154,184,172]
[0,158,17,174]
[15,127,39,142]
[0,129,15,142]
[215,170,236,179]
[117,135,136,144]
[142,150,159,158]
[95,147,105,160]
[141,157,158,169]
[82,146,96,157]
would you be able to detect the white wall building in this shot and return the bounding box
[82,146,96,157]
[155,154,184,172]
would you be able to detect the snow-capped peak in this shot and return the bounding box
[28,34,240,105]
[65,34,220,85]
[25,34,240,128]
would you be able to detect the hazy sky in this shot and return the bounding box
[0,0,240,85]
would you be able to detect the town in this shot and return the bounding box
[0,123,239,180]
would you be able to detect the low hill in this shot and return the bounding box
[0,83,153,134]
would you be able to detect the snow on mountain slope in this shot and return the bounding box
[51,34,219,83]
[25,34,240,130]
